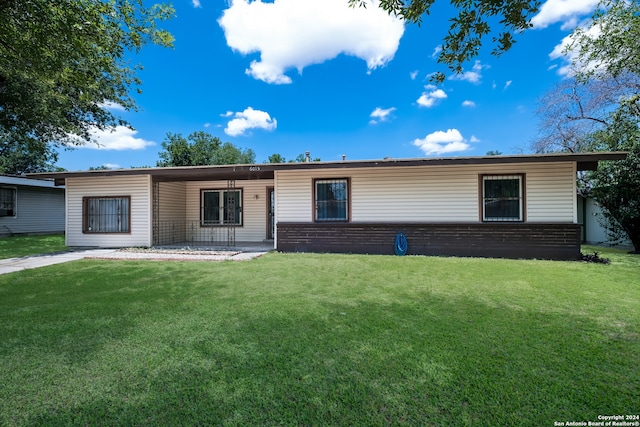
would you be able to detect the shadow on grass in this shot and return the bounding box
[0,234,67,259]
[5,289,637,426]
[0,262,197,367]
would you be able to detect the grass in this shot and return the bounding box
[0,247,638,426]
[0,234,67,259]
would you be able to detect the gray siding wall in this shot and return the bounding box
[0,186,65,236]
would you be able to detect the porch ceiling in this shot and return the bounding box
[149,166,275,182]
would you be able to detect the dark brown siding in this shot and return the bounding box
[277,222,581,260]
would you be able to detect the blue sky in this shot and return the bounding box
[57,0,599,171]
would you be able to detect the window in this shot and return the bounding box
[482,175,524,222]
[0,187,16,217]
[201,189,243,226]
[315,178,349,221]
[83,197,130,233]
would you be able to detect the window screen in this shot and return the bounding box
[83,197,130,233]
[315,179,348,221]
[482,175,523,221]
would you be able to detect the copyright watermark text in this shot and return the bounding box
[553,415,640,427]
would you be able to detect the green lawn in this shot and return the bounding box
[0,234,67,259]
[0,248,638,426]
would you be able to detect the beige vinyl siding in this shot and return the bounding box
[274,170,312,222]
[523,162,576,222]
[158,182,186,222]
[353,166,476,222]
[275,162,576,224]
[66,175,152,247]
[185,179,273,241]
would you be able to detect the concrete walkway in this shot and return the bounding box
[0,249,118,275]
[0,248,269,275]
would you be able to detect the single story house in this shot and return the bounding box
[0,175,65,236]
[31,152,626,260]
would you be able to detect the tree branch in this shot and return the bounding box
[565,115,609,125]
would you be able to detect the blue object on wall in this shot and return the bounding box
[394,232,408,256]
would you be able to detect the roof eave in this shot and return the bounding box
[28,151,628,183]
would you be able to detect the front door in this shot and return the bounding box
[267,187,275,240]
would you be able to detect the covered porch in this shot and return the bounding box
[149,165,276,249]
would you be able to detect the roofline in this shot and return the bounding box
[266,151,628,171]
[28,152,628,184]
[0,174,64,189]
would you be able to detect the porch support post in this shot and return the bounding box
[226,179,236,246]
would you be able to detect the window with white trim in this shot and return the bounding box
[201,189,243,226]
[482,175,524,222]
[315,178,349,221]
[0,187,16,217]
[83,196,130,233]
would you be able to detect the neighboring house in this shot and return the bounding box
[31,152,626,260]
[0,175,65,236]
[578,195,633,247]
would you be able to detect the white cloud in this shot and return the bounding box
[413,129,471,155]
[218,0,404,84]
[431,46,442,59]
[531,0,599,29]
[417,87,447,108]
[100,101,126,111]
[413,129,472,155]
[369,107,396,124]
[462,100,476,108]
[504,80,512,90]
[549,34,578,77]
[224,107,277,136]
[549,24,602,76]
[470,135,480,143]
[78,126,155,151]
[449,60,487,84]
[192,0,201,7]
[103,163,121,169]
[410,70,419,80]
